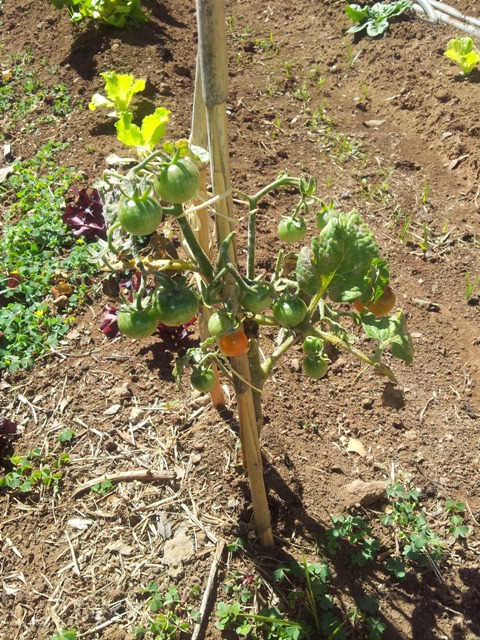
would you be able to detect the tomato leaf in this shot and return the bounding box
[296,212,385,302]
[361,310,414,364]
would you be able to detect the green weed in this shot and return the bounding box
[465,270,480,301]
[48,630,77,640]
[0,448,70,496]
[380,482,443,578]
[0,141,98,371]
[91,479,116,496]
[135,583,200,639]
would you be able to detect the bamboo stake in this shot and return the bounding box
[196,0,273,546]
[190,59,225,408]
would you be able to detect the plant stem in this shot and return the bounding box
[247,207,257,281]
[261,333,298,378]
[172,205,215,281]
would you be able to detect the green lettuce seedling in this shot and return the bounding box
[89,72,170,150]
[444,37,480,76]
[345,0,411,37]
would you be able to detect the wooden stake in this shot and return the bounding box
[195,0,273,546]
[190,58,225,408]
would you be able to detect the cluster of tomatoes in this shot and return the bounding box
[112,156,397,393]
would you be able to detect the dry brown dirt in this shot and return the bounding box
[1,1,480,639]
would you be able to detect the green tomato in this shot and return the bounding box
[207,311,236,337]
[154,159,200,204]
[155,283,198,326]
[118,195,163,236]
[316,207,340,232]
[302,336,324,355]
[273,297,308,327]
[241,283,274,314]
[117,307,160,340]
[190,367,216,393]
[277,216,307,243]
[302,355,328,379]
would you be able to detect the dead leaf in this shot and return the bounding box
[346,437,367,457]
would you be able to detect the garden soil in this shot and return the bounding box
[1,0,480,639]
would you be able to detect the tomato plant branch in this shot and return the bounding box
[172,204,215,281]
[261,332,298,378]
[246,206,258,281]
[305,324,397,383]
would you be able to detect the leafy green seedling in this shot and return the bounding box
[380,482,443,578]
[49,0,147,27]
[444,37,480,76]
[327,514,380,566]
[89,71,170,150]
[58,429,75,444]
[135,583,200,639]
[445,500,470,539]
[0,449,69,495]
[91,479,115,495]
[48,630,76,640]
[345,1,411,37]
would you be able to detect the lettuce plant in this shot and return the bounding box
[444,37,480,76]
[345,0,411,37]
[49,0,147,27]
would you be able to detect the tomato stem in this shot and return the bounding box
[261,333,298,378]
[172,204,215,281]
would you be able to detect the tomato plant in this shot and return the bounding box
[154,159,200,204]
[218,329,249,357]
[117,193,163,236]
[117,307,160,340]
[90,66,413,547]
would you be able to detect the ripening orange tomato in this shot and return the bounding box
[354,285,396,317]
[218,329,249,357]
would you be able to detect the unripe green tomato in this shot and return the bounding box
[302,355,328,379]
[277,216,308,243]
[207,311,236,337]
[241,283,274,314]
[118,195,163,236]
[190,367,216,393]
[117,307,160,340]
[302,336,324,355]
[154,159,200,204]
[155,285,198,326]
[273,297,308,327]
